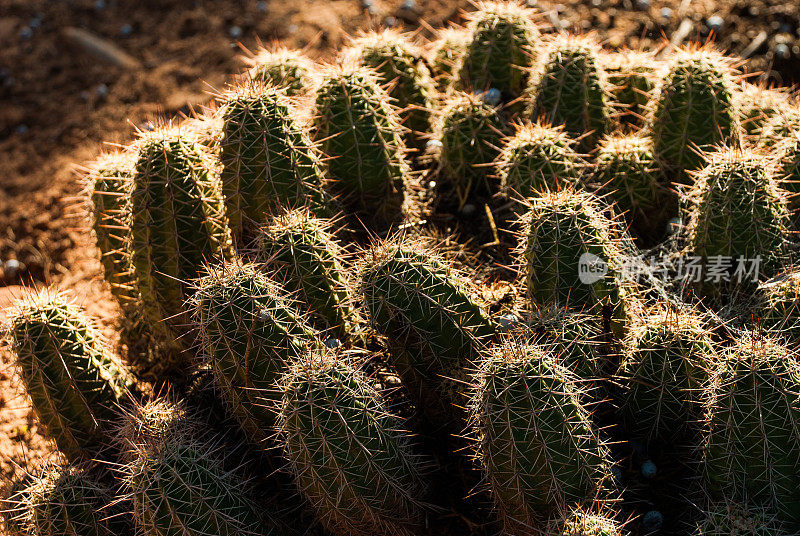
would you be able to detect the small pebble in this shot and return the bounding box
[400,0,416,10]
[4,259,20,279]
[496,313,521,332]
[385,16,397,27]
[642,510,663,532]
[120,23,133,37]
[29,15,43,29]
[95,83,109,97]
[229,25,243,39]
[526,0,537,6]
[481,88,502,107]
[641,459,657,479]
[706,15,724,33]
[460,203,477,217]
[288,24,298,34]
[426,139,443,151]
[256,1,268,13]
[361,0,373,7]
[19,26,33,40]
[16,124,28,134]
[591,0,602,6]
[775,43,792,60]
[659,7,673,20]
[324,338,342,349]
[94,0,107,10]
[258,308,273,321]
[635,0,650,10]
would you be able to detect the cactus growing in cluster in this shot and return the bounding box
[7,292,134,461]
[245,47,315,96]
[469,340,612,534]
[349,30,435,150]
[497,123,582,199]
[535,309,605,383]
[527,35,610,150]
[359,241,494,428]
[129,128,233,345]
[456,1,539,100]
[617,310,715,441]
[602,50,657,129]
[649,48,739,180]
[693,501,789,536]
[260,209,357,339]
[436,91,507,197]
[3,464,120,536]
[219,83,330,241]
[429,27,470,93]
[84,151,137,308]
[278,351,428,536]
[520,189,632,336]
[688,148,789,294]
[593,135,667,241]
[314,64,409,228]
[192,262,318,444]
[703,335,800,528]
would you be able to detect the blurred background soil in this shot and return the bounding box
[0,0,799,492]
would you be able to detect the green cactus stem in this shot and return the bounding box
[429,27,471,93]
[601,50,657,130]
[244,47,315,96]
[736,82,790,137]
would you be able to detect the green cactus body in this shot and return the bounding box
[470,341,611,534]
[127,435,278,536]
[437,91,507,197]
[618,311,715,441]
[757,104,800,148]
[593,135,667,240]
[130,129,233,342]
[219,84,330,241]
[548,508,622,536]
[737,83,790,137]
[246,47,315,96]
[601,51,657,129]
[520,189,631,336]
[429,28,470,93]
[528,36,609,151]
[359,242,494,427]
[350,30,435,151]
[278,352,427,536]
[775,131,800,209]
[85,152,137,308]
[6,464,119,536]
[260,210,356,339]
[694,501,789,536]
[456,1,539,100]
[192,262,318,444]
[497,123,581,199]
[760,272,800,344]
[688,149,789,294]
[703,336,800,528]
[536,309,604,383]
[8,293,134,461]
[314,65,408,228]
[649,49,739,181]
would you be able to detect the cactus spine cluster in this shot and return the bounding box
[649,48,739,180]
[602,50,657,129]
[528,35,610,150]
[349,30,435,150]
[245,47,315,96]
[497,123,581,199]
[7,292,134,461]
[428,28,470,93]
[436,91,507,197]
[359,241,494,427]
[547,507,622,536]
[759,272,800,343]
[737,83,788,136]
[313,64,409,227]
[278,351,428,536]
[129,129,233,351]
[703,336,800,529]
[456,1,538,100]
[470,340,611,534]
[260,209,357,339]
[192,262,317,443]
[219,83,329,241]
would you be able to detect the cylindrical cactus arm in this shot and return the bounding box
[191,262,319,444]
[243,47,316,96]
[7,291,134,461]
[277,351,428,536]
[428,27,470,93]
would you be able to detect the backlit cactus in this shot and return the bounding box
[774,130,800,207]
[649,48,739,180]
[456,1,539,100]
[436,91,507,197]
[547,507,623,536]
[245,47,315,96]
[602,50,657,129]
[359,241,494,428]
[497,122,582,199]
[535,309,605,383]
[703,335,800,528]
[4,464,120,536]
[693,501,789,536]
[129,128,233,349]
[219,83,329,241]
[349,30,435,150]
[757,104,800,148]
[527,35,610,150]
[314,64,408,228]
[760,272,800,343]
[278,351,428,536]
[7,292,134,461]
[520,189,631,336]
[429,27,470,93]
[260,209,357,339]
[592,135,667,241]
[688,148,789,294]
[737,82,789,137]
[618,310,715,441]
[470,340,612,534]
[192,262,318,444]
